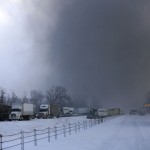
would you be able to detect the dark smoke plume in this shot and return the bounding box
[1,0,150,111]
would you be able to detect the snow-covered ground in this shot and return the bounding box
[0,114,150,150]
[0,116,87,135]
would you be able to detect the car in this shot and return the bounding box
[129,109,138,115]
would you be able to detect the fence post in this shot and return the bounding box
[89,120,91,128]
[101,117,103,123]
[95,119,97,125]
[63,125,66,137]
[48,127,50,142]
[69,123,71,135]
[75,123,77,133]
[0,134,2,150]
[86,121,87,129]
[34,129,37,146]
[83,121,85,130]
[21,131,24,150]
[54,126,57,140]
[78,122,80,132]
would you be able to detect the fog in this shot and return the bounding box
[1,0,150,111]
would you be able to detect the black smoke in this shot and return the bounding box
[25,0,150,110]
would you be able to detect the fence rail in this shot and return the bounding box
[0,116,113,150]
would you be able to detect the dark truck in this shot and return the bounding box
[87,108,98,119]
[0,104,11,121]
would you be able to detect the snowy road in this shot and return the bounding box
[30,114,150,150]
[1,114,150,150]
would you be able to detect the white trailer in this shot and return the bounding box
[97,109,108,118]
[97,108,120,118]
[9,103,35,120]
[62,107,70,115]
[78,108,89,115]
[107,108,120,116]
[62,107,74,116]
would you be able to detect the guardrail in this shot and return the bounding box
[0,116,111,150]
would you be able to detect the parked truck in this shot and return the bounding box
[87,108,121,119]
[37,104,60,119]
[107,108,120,116]
[97,109,108,118]
[78,108,89,115]
[0,104,11,121]
[61,107,74,117]
[97,108,120,117]
[9,103,35,120]
[87,108,98,119]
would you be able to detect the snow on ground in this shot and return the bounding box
[0,116,87,135]
[1,114,150,150]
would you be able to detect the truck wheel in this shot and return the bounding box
[19,117,22,121]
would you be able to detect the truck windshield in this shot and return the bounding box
[40,109,48,112]
[12,109,21,112]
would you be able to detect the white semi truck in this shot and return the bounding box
[61,107,74,116]
[97,109,108,118]
[9,103,35,120]
[37,104,60,119]
[97,108,120,117]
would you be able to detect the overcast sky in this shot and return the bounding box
[0,0,150,111]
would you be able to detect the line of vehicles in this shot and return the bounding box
[129,108,146,115]
[0,103,121,121]
[0,103,91,121]
[87,108,121,119]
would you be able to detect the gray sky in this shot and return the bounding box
[0,0,150,111]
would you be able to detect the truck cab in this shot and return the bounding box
[9,103,35,120]
[38,104,49,119]
[9,105,22,120]
[87,109,98,119]
[38,104,60,119]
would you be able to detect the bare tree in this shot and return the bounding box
[46,85,72,106]
[22,92,29,103]
[5,94,11,105]
[0,88,6,104]
[7,92,22,105]
[30,90,44,112]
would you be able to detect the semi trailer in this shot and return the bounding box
[37,104,60,118]
[9,103,35,120]
[0,104,11,121]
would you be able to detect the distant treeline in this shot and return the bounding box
[0,85,91,112]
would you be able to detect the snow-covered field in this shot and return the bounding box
[0,114,150,150]
[0,116,87,135]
